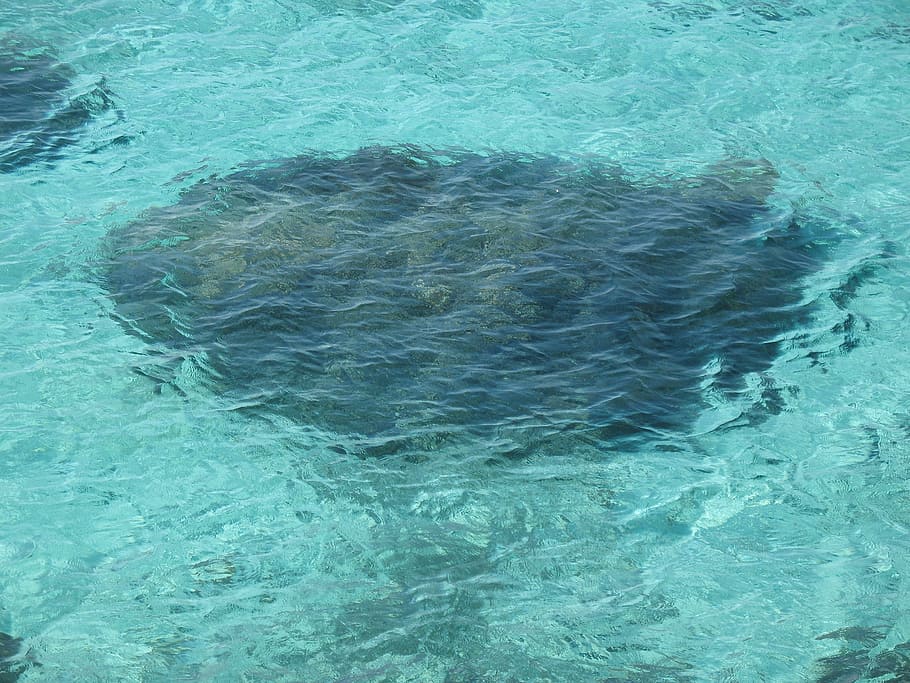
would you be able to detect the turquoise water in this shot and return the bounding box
[1,0,909,680]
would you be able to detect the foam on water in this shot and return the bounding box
[1,0,909,680]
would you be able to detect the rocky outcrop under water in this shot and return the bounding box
[103,146,872,456]
[0,632,26,683]
[0,34,123,172]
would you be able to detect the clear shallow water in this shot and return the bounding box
[0,0,909,681]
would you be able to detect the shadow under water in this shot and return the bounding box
[103,145,856,456]
[0,34,122,172]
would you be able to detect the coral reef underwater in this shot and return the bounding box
[101,145,870,456]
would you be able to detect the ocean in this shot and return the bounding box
[1,0,909,680]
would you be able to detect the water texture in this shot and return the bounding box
[1,0,909,681]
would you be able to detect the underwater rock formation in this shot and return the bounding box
[814,626,910,682]
[0,632,25,683]
[0,34,120,172]
[104,145,845,455]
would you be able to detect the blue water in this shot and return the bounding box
[1,1,909,681]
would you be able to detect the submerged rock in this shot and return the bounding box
[104,146,848,455]
[813,626,910,682]
[0,34,121,172]
[0,632,24,683]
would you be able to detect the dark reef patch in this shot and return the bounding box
[814,626,910,682]
[0,34,123,172]
[103,146,862,456]
[0,632,25,683]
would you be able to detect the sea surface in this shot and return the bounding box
[1,0,909,681]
